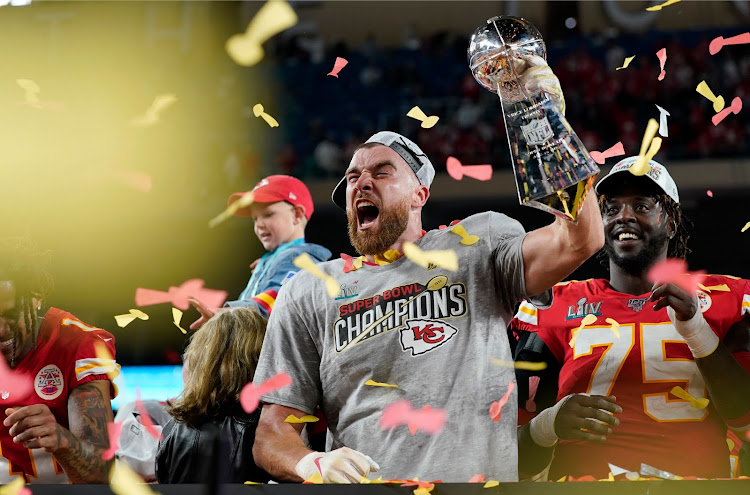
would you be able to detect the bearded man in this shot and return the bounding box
[251,62,604,484]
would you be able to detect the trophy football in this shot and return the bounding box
[468,16,598,221]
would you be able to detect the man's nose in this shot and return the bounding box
[354,174,373,193]
[615,204,636,223]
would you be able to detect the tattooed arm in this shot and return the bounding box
[4,380,114,483]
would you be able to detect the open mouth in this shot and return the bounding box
[616,232,641,242]
[0,338,14,349]
[356,200,380,230]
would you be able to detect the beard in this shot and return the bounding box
[604,230,670,274]
[348,196,410,256]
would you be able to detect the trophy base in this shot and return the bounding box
[524,176,597,224]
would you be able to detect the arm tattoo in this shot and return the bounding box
[54,381,114,484]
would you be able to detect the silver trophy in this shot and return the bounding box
[468,16,598,221]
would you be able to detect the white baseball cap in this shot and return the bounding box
[331,131,435,210]
[595,156,679,203]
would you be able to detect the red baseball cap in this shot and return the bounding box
[227,175,314,220]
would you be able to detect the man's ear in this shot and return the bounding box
[292,204,307,224]
[667,216,677,239]
[31,296,42,312]
[412,185,429,209]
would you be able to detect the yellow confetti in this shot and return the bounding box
[670,386,709,409]
[556,476,567,482]
[605,317,621,339]
[209,191,255,229]
[414,488,433,495]
[284,414,319,423]
[483,480,500,488]
[253,103,279,128]
[698,283,730,292]
[630,119,660,176]
[742,222,750,233]
[304,472,324,484]
[490,358,547,371]
[129,94,178,127]
[615,56,635,70]
[172,307,187,334]
[406,106,440,129]
[93,342,120,381]
[403,242,458,271]
[569,314,597,348]
[226,0,298,67]
[728,437,735,451]
[16,78,40,104]
[294,253,340,297]
[365,379,399,388]
[110,462,158,495]
[646,0,681,11]
[450,224,480,245]
[114,309,149,328]
[696,80,725,113]
[360,476,385,484]
[244,481,262,485]
[0,478,26,495]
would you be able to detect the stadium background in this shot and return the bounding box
[0,0,748,377]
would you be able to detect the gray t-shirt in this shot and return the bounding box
[254,211,552,482]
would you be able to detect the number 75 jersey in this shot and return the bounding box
[511,275,750,479]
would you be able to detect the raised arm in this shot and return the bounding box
[522,191,604,297]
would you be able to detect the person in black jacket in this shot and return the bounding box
[156,307,271,483]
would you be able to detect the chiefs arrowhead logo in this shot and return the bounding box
[400,318,458,356]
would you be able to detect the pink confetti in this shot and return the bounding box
[446,156,493,182]
[709,32,750,55]
[647,258,706,294]
[656,48,667,81]
[526,376,541,413]
[102,421,123,460]
[135,390,162,440]
[589,141,625,165]
[111,170,152,193]
[327,57,349,77]
[468,474,486,483]
[712,97,742,126]
[379,399,447,435]
[489,381,515,422]
[135,278,227,310]
[240,372,293,413]
[0,357,33,401]
[707,190,713,198]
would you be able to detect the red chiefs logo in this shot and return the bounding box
[400,319,458,356]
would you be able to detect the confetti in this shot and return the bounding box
[244,481,263,485]
[16,78,65,111]
[615,56,635,70]
[253,103,279,127]
[630,119,661,176]
[209,191,255,228]
[445,156,493,181]
[302,472,324,484]
[670,386,709,409]
[403,242,458,271]
[706,190,713,198]
[489,358,547,371]
[646,0,681,11]
[527,376,540,412]
[647,258,706,294]
[712,97,742,126]
[129,94,178,127]
[93,342,119,381]
[468,475,486,483]
[327,57,348,77]
[696,80,725,113]
[225,0,298,67]
[605,317,621,339]
[102,421,123,460]
[407,106,439,129]
[655,48,667,81]
[449,224,480,246]
[569,314,597,348]
[110,461,158,495]
[698,283,729,292]
[589,141,625,165]
[135,390,163,440]
[240,372,293,413]
[365,379,399,388]
[293,253,340,297]
[172,307,187,334]
[379,399,446,435]
[489,381,515,422]
[135,279,227,311]
[655,105,670,137]
[114,308,149,328]
[0,354,33,401]
[484,481,499,488]
[743,222,750,233]
[284,415,319,423]
[709,32,750,55]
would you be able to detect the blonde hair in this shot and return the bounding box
[167,307,267,428]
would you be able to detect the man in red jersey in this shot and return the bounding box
[0,238,118,483]
[512,157,750,479]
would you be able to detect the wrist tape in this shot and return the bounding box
[529,394,574,447]
[667,306,719,358]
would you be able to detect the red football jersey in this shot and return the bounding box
[512,275,750,479]
[0,308,117,484]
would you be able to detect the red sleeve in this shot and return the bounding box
[60,314,119,399]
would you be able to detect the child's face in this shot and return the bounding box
[249,201,300,251]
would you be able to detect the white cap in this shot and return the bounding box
[331,131,435,210]
[595,156,679,203]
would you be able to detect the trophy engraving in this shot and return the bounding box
[468,16,599,221]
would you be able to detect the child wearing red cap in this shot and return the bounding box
[191,175,331,325]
